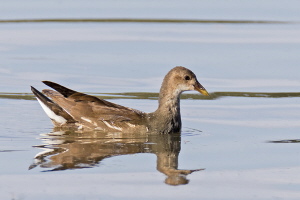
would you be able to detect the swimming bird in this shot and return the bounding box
[31,66,209,134]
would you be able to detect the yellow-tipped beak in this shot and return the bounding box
[195,82,209,96]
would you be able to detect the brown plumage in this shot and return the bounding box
[31,66,209,134]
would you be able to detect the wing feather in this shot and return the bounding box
[42,81,145,125]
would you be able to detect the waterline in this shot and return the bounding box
[1,91,300,100]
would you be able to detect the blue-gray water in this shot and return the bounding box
[1,1,300,200]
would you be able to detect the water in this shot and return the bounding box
[1,1,300,199]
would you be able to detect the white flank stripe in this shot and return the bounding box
[81,117,92,123]
[103,121,122,131]
[126,122,136,128]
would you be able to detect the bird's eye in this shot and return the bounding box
[185,75,191,80]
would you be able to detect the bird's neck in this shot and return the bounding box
[151,84,182,133]
[157,90,181,115]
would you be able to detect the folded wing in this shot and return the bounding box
[40,81,145,130]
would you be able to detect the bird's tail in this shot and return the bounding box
[31,86,76,126]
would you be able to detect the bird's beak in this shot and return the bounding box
[194,81,209,96]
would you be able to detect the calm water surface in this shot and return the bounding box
[1,1,300,200]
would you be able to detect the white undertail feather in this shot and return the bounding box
[36,98,67,125]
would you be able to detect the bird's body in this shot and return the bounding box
[31,66,209,134]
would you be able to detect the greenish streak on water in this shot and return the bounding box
[269,139,300,143]
[0,150,24,153]
[211,91,300,98]
[0,93,35,100]
[0,18,291,24]
[2,92,300,101]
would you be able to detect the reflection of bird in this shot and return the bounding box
[31,66,209,134]
[30,131,205,185]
